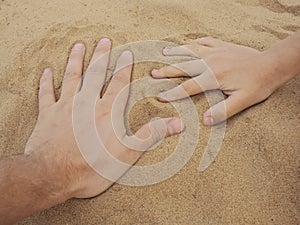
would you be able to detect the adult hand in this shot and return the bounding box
[151,36,297,125]
[25,38,183,199]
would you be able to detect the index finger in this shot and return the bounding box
[163,44,212,58]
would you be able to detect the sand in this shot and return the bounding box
[0,0,299,224]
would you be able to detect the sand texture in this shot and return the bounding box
[0,0,299,224]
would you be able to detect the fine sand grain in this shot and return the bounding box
[0,0,299,224]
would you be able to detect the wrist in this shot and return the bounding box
[0,152,73,223]
[262,33,300,85]
[260,49,295,90]
[27,149,74,206]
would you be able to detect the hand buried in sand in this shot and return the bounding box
[151,36,298,125]
[25,38,183,199]
[1,38,184,224]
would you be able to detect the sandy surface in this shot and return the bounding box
[0,0,299,224]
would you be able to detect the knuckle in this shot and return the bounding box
[185,44,195,49]
[87,63,99,73]
[150,123,165,143]
[97,100,111,116]
[65,71,81,79]
[160,67,171,75]
[184,45,196,53]
[113,73,127,85]
[57,99,73,114]
[100,99,111,109]
[104,90,116,100]
[200,36,214,42]
[247,89,271,104]
[213,65,227,78]
[206,36,215,41]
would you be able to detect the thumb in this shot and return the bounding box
[133,118,184,150]
[203,94,250,126]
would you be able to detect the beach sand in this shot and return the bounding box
[0,0,299,224]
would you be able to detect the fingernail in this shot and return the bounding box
[163,48,171,55]
[98,38,110,45]
[122,50,132,56]
[167,118,184,134]
[73,43,85,50]
[203,116,214,126]
[157,93,169,102]
[151,69,160,76]
[43,68,51,75]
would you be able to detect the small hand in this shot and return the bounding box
[25,38,183,199]
[151,37,281,125]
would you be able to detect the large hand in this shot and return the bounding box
[25,38,183,199]
[151,37,289,125]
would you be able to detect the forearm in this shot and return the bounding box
[0,152,69,225]
[263,31,300,87]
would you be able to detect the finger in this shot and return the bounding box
[133,118,184,150]
[103,50,133,110]
[163,44,212,57]
[157,70,219,102]
[196,37,224,48]
[151,59,207,78]
[81,38,111,97]
[39,68,56,111]
[203,93,250,126]
[61,43,86,99]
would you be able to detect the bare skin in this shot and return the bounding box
[152,31,300,125]
[0,39,183,225]
[1,32,300,224]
